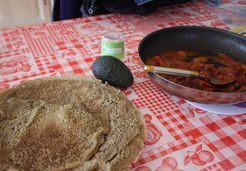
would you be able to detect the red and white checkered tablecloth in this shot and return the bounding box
[0,1,245,171]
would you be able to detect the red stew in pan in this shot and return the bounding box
[146,50,246,92]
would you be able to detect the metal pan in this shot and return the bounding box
[138,26,246,104]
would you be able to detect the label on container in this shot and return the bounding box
[101,39,124,59]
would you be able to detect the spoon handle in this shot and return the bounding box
[144,65,201,77]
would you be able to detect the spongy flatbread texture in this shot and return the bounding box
[0,76,146,171]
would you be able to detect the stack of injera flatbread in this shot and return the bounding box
[0,76,146,171]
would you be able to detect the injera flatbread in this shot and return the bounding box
[0,75,146,171]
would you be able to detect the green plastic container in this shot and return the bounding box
[101,30,125,59]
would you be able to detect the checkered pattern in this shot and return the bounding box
[133,136,198,166]
[0,49,26,58]
[133,109,246,170]
[173,114,246,170]
[156,110,190,139]
[132,80,179,114]
[0,71,59,84]
[1,1,245,170]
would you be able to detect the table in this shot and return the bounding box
[0,1,245,170]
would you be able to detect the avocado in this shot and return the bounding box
[92,56,134,88]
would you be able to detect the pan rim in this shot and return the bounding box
[138,26,246,95]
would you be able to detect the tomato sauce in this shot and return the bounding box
[146,50,246,92]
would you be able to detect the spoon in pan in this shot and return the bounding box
[144,65,234,86]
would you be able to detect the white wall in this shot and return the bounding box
[0,0,52,28]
